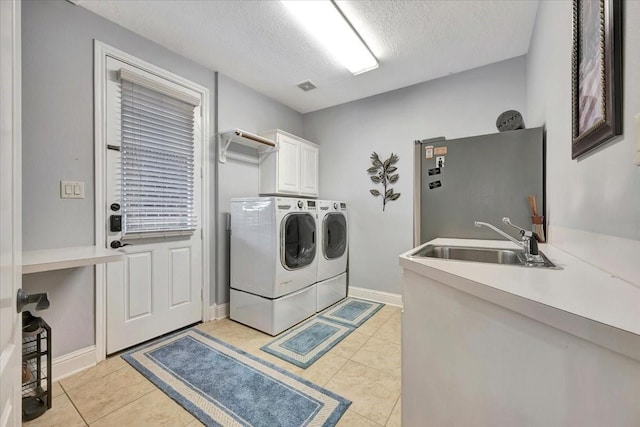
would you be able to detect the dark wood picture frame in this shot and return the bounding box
[571,0,622,159]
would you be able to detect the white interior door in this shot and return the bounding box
[102,56,203,354]
[0,0,22,423]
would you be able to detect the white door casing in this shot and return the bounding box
[95,43,210,355]
[0,0,22,424]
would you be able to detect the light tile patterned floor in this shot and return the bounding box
[24,304,402,427]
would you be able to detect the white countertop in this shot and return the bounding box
[23,246,123,274]
[399,238,640,360]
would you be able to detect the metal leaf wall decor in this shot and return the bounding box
[367,152,400,211]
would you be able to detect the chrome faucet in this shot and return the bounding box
[474,217,543,263]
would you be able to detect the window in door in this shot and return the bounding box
[105,63,202,242]
[118,69,199,237]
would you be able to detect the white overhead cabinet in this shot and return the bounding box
[259,129,319,197]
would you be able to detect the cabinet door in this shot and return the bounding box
[300,142,319,196]
[277,135,301,194]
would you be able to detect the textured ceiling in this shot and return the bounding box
[77,0,539,113]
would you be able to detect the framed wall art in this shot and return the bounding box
[571,0,622,159]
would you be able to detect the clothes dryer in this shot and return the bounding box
[316,200,348,311]
[230,197,318,335]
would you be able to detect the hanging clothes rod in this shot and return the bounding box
[218,128,277,163]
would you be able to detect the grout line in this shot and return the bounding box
[318,351,351,388]
[349,406,386,426]
[63,362,154,425]
[65,390,90,427]
[382,394,401,426]
[59,360,129,393]
[75,388,157,426]
[368,317,402,346]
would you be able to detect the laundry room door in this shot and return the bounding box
[0,0,22,422]
[102,55,203,354]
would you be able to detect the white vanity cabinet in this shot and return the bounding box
[259,129,319,197]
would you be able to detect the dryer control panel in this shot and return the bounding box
[276,197,318,212]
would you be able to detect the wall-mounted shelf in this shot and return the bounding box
[22,246,123,274]
[218,128,277,164]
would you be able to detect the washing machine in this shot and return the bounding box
[316,200,348,311]
[230,197,318,335]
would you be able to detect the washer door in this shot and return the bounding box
[323,213,347,260]
[282,213,316,269]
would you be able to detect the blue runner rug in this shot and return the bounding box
[123,329,350,427]
[261,298,385,369]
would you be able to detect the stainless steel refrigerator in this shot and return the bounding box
[416,127,544,244]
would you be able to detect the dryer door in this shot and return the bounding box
[323,213,347,259]
[282,213,316,269]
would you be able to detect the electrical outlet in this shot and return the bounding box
[60,181,85,199]
[436,156,445,168]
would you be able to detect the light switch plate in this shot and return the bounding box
[60,181,85,199]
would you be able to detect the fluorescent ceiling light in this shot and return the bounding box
[281,0,378,75]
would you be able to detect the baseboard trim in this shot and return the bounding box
[51,345,96,381]
[209,303,230,320]
[349,286,403,307]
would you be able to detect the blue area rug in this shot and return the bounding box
[123,329,350,427]
[261,298,385,369]
[320,298,384,328]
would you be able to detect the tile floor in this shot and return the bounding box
[24,304,402,427]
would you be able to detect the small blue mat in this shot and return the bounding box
[261,318,354,369]
[319,298,385,328]
[261,298,385,369]
[123,329,350,427]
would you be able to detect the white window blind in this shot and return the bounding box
[119,75,198,236]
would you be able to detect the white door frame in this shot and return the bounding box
[93,41,211,361]
[0,0,22,423]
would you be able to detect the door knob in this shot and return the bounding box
[16,289,50,313]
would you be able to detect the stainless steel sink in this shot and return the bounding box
[409,245,558,268]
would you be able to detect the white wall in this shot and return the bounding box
[527,1,640,285]
[303,57,527,295]
[216,74,303,305]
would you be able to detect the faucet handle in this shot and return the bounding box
[502,217,530,236]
